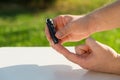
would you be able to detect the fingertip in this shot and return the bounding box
[75,45,88,55]
[56,28,70,39]
[55,31,63,39]
[86,37,103,51]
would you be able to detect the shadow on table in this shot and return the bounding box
[0,64,119,80]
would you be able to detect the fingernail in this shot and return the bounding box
[56,32,63,39]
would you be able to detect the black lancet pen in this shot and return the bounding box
[46,18,59,44]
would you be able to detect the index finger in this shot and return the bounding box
[51,43,83,64]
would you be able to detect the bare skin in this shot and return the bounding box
[45,0,120,74]
[50,0,120,44]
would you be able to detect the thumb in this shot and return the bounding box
[86,38,103,51]
[55,24,72,39]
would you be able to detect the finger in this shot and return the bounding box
[45,26,51,41]
[59,35,71,44]
[53,17,59,30]
[64,15,73,22]
[55,23,72,39]
[51,43,84,64]
[86,37,103,52]
[53,16,64,30]
[62,16,67,26]
[75,44,89,55]
[58,16,64,30]
[60,34,87,44]
[53,18,57,27]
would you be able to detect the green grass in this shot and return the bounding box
[1,0,120,53]
[92,29,120,53]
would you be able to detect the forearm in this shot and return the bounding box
[87,0,120,33]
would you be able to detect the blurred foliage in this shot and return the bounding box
[0,0,56,9]
[0,0,120,54]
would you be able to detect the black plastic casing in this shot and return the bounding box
[46,18,59,44]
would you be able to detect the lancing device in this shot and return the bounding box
[46,18,59,44]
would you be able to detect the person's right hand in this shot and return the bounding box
[51,37,120,74]
[53,15,96,44]
[75,38,120,74]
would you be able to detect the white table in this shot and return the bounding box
[0,47,119,80]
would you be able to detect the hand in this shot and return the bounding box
[50,37,120,74]
[45,15,95,44]
[75,38,120,74]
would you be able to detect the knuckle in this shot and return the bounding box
[75,46,79,52]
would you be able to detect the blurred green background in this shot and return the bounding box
[0,0,120,53]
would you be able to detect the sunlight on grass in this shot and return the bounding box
[0,0,119,54]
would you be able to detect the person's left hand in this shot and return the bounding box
[45,15,95,45]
